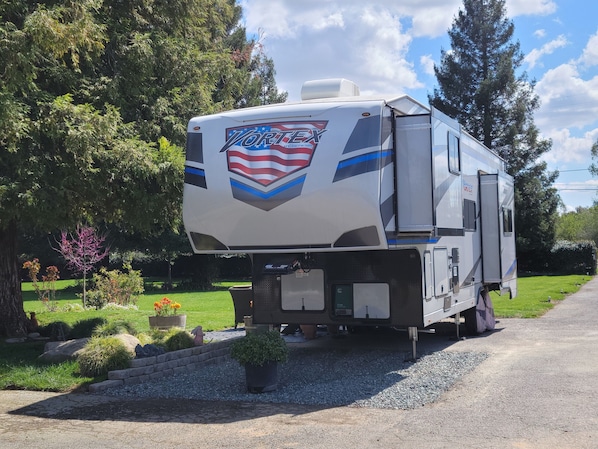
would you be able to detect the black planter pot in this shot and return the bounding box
[244,361,279,393]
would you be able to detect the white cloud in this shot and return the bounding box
[241,1,426,101]
[420,54,436,76]
[525,35,568,69]
[506,0,557,16]
[579,30,598,67]
[534,29,547,38]
[536,63,598,131]
[541,128,597,165]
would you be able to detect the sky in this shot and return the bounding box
[239,0,598,212]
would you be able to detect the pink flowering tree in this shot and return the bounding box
[57,226,109,306]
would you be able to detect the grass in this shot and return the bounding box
[23,280,250,333]
[492,274,589,318]
[1,274,591,392]
[0,340,96,392]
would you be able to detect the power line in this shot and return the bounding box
[558,169,590,173]
[557,188,598,191]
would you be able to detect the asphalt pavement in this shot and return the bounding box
[1,276,598,449]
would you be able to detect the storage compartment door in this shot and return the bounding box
[281,269,325,311]
[353,283,390,319]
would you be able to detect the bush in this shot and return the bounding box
[163,329,195,351]
[78,336,134,377]
[550,240,597,275]
[230,331,289,366]
[92,320,137,337]
[149,328,195,352]
[70,317,108,339]
[38,321,72,341]
[86,265,144,309]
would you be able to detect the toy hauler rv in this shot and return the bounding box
[183,79,517,342]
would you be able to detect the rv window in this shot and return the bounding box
[463,199,476,231]
[503,207,513,234]
[448,133,460,174]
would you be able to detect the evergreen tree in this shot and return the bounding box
[429,0,559,271]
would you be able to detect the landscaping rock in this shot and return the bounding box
[135,344,165,358]
[112,334,141,355]
[39,338,90,363]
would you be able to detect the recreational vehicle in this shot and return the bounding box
[182,79,517,347]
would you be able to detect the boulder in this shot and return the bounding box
[112,333,141,355]
[39,338,90,363]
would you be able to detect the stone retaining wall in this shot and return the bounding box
[88,338,237,393]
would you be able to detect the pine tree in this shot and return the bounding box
[429,0,559,271]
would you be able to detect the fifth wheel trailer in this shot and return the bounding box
[182,78,517,344]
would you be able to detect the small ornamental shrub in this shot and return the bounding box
[38,321,72,341]
[163,329,195,352]
[78,336,133,377]
[86,265,144,309]
[70,317,108,339]
[230,331,289,367]
[92,320,137,337]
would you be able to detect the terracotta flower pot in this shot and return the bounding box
[300,324,317,340]
[148,314,187,330]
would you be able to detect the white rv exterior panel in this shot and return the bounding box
[431,108,463,231]
[183,101,389,253]
[395,115,434,232]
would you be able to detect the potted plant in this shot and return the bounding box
[230,330,289,393]
[149,297,186,330]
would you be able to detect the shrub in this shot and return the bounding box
[85,265,144,309]
[78,336,133,377]
[38,321,72,341]
[230,331,289,366]
[550,240,597,275]
[147,328,194,352]
[92,320,137,337]
[163,329,195,352]
[70,317,108,339]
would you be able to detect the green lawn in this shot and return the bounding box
[23,280,250,333]
[1,274,592,392]
[492,274,589,318]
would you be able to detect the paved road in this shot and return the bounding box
[1,277,598,448]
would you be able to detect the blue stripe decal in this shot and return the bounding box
[333,150,393,182]
[184,166,206,188]
[231,175,305,199]
[387,238,440,245]
[230,175,306,211]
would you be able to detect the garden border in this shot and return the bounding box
[88,338,239,393]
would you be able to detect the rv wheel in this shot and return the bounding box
[464,306,481,335]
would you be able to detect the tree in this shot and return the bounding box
[556,206,598,246]
[1,0,287,336]
[56,226,109,306]
[429,0,560,271]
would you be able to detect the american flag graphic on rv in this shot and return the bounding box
[221,121,328,186]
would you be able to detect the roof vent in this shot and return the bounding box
[300,78,360,101]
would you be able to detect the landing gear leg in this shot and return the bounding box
[408,326,418,361]
[454,312,461,340]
